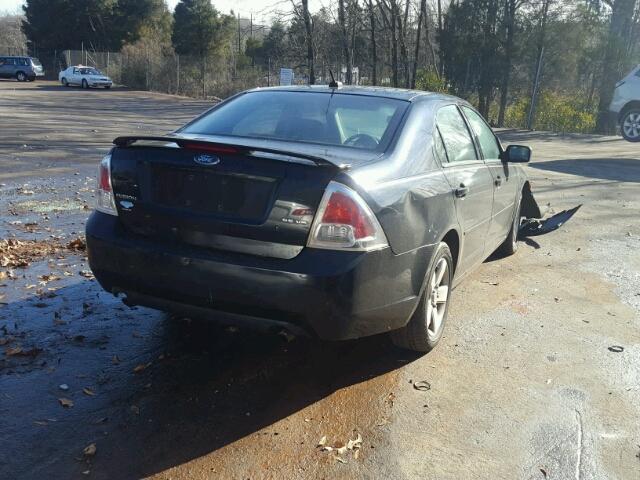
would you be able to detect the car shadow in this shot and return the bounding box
[0,277,413,479]
[529,157,640,183]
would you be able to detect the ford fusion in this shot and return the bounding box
[86,86,532,352]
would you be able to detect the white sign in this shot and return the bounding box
[280,68,294,86]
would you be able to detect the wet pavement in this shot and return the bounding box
[1,81,639,479]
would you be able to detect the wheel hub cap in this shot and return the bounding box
[427,258,450,339]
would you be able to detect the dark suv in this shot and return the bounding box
[0,56,44,82]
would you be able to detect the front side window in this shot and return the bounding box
[180,91,409,152]
[436,105,478,163]
[18,58,28,66]
[462,107,501,160]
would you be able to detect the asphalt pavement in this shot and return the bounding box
[0,80,639,480]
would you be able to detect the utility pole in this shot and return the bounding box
[527,47,544,130]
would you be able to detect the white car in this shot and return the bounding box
[58,66,113,89]
[609,65,640,142]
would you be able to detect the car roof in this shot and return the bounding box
[246,85,463,104]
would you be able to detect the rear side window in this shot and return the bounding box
[436,105,478,163]
[18,58,28,66]
[462,107,501,160]
[181,91,409,152]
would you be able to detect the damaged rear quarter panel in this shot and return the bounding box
[347,100,460,270]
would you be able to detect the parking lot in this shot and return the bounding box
[1,80,639,480]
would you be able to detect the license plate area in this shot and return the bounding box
[151,166,277,221]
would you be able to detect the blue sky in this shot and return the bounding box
[0,0,321,22]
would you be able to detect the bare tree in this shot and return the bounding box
[367,0,378,85]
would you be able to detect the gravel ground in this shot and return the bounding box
[0,80,639,480]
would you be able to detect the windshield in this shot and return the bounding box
[31,58,42,66]
[80,68,101,75]
[180,91,408,151]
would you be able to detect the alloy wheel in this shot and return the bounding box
[426,258,450,340]
[623,112,640,140]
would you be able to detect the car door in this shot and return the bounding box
[435,104,495,275]
[0,58,15,78]
[461,106,519,251]
[70,67,80,84]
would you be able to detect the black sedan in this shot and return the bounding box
[86,86,533,352]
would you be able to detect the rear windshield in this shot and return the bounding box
[180,91,408,151]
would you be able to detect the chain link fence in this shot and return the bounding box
[25,46,320,99]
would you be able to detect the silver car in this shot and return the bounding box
[58,66,113,89]
[0,56,44,82]
[609,65,640,142]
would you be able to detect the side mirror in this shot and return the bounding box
[501,145,532,163]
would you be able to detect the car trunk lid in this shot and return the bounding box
[109,136,347,259]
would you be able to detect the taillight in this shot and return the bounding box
[96,153,118,216]
[307,181,388,251]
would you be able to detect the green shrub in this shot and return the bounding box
[415,69,449,94]
[502,91,596,134]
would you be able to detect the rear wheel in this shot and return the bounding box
[16,71,26,82]
[61,77,68,87]
[391,242,453,352]
[621,109,640,142]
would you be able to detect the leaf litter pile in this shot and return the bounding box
[0,236,86,273]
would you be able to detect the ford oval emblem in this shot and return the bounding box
[194,153,221,166]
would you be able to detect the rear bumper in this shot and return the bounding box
[86,212,433,340]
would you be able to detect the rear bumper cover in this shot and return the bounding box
[86,212,432,340]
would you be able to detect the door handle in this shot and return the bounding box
[455,184,469,198]
[494,176,503,187]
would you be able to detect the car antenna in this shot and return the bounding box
[328,70,340,89]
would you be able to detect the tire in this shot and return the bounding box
[82,79,88,89]
[621,109,640,142]
[16,71,26,82]
[496,192,522,257]
[61,77,68,87]
[391,242,453,352]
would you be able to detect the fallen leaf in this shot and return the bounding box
[67,237,86,251]
[83,443,96,457]
[59,384,69,391]
[111,355,121,365]
[83,387,96,396]
[317,435,327,447]
[335,456,347,464]
[5,346,22,356]
[133,362,151,373]
[58,397,74,408]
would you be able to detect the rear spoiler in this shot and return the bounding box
[113,135,348,169]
